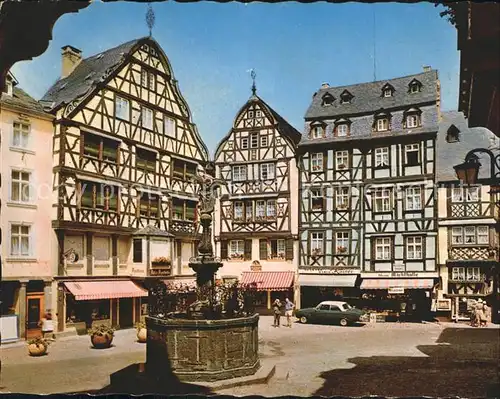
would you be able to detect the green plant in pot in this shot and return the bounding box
[136,322,147,343]
[27,337,50,356]
[88,324,115,349]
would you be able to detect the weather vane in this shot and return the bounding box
[250,69,257,96]
[146,3,156,37]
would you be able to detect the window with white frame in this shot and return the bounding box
[141,69,155,90]
[336,124,349,137]
[260,163,275,180]
[311,125,323,139]
[10,170,31,203]
[451,186,480,202]
[255,110,262,118]
[335,232,349,254]
[266,200,276,219]
[406,236,423,259]
[229,240,244,258]
[250,132,259,148]
[376,118,389,132]
[373,188,392,212]
[260,135,268,147]
[10,224,31,257]
[232,165,247,182]
[269,239,286,259]
[451,226,489,245]
[451,267,466,281]
[164,117,176,136]
[375,237,392,260]
[451,187,464,202]
[311,188,324,211]
[311,232,324,255]
[383,88,393,97]
[410,82,421,93]
[406,114,420,128]
[374,147,389,167]
[467,267,481,281]
[12,122,30,149]
[311,153,324,172]
[241,137,249,149]
[245,201,253,221]
[115,96,129,120]
[452,267,480,282]
[405,186,422,210]
[142,107,154,130]
[335,151,349,169]
[405,144,420,165]
[256,200,266,218]
[234,202,244,220]
[336,187,349,209]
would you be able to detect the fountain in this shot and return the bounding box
[145,164,261,382]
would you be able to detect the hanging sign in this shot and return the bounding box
[388,287,405,294]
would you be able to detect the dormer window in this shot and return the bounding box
[403,108,422,129]
[381,84,395,98]
[322,93,335,106]
[334,119,351,137]
[409,79,422,94]
[377,118,389,131]
[446,124,460,143]
[340,90,353,104]
[310,123,325,139]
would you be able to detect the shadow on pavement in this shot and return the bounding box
[313,327,500,398]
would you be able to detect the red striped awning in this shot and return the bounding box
[240,271,294,291]
[360,279,435,290]
[64,280,148,301]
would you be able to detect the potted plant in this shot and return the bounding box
[136,322,147,343]
[27,337,50,356]
[337,246,347,253]
[88,324,115,349]
[152,256,171,267]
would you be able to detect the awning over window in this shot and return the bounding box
[64,280,148,301]
[240,271,294,291]
[360,279,435,290]
[298,274,357,288]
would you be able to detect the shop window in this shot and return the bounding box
[133,239,143,263]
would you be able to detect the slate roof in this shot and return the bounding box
[133,225,174,237]
[305,70,439,120]
[41,38,144,111]
[1,87,52,118]
[436,111,500,182]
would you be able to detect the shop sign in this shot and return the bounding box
[300,267,359,275]
[150,268,172,277]
[388,287,405,294]
[362,272,438,278]
[436,299,451,311]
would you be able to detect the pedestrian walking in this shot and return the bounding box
[39,311,55,340]
[284,298,295,328]
[273,299,282,327]
[481,302,490,327]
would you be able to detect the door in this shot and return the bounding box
[26,294,44,338]
[119,298,133,328]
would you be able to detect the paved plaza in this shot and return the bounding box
[1,317,498,397]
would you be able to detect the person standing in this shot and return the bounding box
[284,298,295,328]
[481,302,490,327]
[39,311,55,340]
[273,299,282,327]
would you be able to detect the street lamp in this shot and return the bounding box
[454,148,500,325]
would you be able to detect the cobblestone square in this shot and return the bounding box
[1,318,498,397]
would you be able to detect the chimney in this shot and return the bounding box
[61,45,82,78]
[321,82,330,89]
[423,65,432,72]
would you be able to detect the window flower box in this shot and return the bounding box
[230,253,244,260]
[337,164,347,170]
[337,246,347,253]
[311,248,323,257]
[152,257,172,267]
[312,165,323,172]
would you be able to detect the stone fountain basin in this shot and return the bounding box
[146,313,260,382]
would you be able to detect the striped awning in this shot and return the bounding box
[360,279,435,290]
[64,280,148,301]
[240,271,294,291]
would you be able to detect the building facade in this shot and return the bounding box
[297,68,441,319]
[1,72,55,341]
[435,111,500,321]
[40,37,208,333]
[214,91,301,311]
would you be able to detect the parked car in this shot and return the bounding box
[295,301,369,326]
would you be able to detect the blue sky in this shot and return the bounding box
[12,1,458,156]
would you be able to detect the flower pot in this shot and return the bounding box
[137,328,147,343]
[91,333,113,349]
[28,343,47,357]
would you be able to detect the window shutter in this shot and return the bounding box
[244,239,252,261]
[285,239,294,261]
[259,239,268,260]
[220,240,228,260]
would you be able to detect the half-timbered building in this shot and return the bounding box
[435,111,499,321]
[214,90,302,311]
[41,38,209,332]
[297,68,441,317]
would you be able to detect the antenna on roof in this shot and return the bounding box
[249,69,257,96]
[372,6,377,82]
[146,2,155,37]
